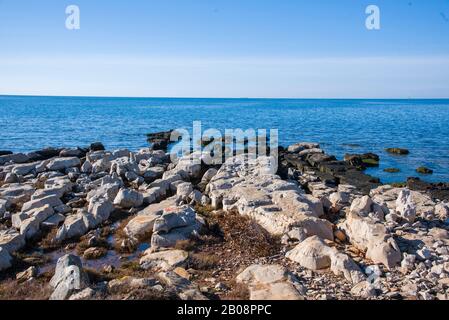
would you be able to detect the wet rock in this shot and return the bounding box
[140,249,188,271]
[0,153,29,165]
[49,254,89,300]
[386,148,409,155]
[0,151,12,156]
[344,153,379,168]
[287,142,320,153]
[60,148,84,158]
[236,264,305,300]
[384,168,400,173]
[147,131,173,152]
[90,142,105,152]
[416,166,433,175]
[113,188,143,209]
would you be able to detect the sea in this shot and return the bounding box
[1,95,449,183]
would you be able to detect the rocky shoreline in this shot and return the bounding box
[1,136,449,300]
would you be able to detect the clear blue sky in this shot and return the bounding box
[1,0,449,98]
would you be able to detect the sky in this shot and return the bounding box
[1,0,449,98]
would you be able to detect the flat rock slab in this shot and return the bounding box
[207,155,332,239]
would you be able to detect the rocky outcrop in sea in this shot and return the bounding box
[0,137,449,300]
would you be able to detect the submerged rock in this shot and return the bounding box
[416,166,433,175]
[386,148,409,155]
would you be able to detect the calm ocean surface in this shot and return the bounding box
[1,95,449,183]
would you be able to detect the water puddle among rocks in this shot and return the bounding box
[32,232,150,275]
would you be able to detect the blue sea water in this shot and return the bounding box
[1,95,449,183]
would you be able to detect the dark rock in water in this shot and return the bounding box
[281,149,380,195]
[334,170,381,194]
[384,168,400,173]
[416,167,433,174]
[147,130,174,151]
[60,148,87,158]
[386,148,409,155]
[0,151,13,156]
[28,147,62,161]
[90,142,105,152]
[407,177,449,201]
[344,153,379,168]
[342,143,362,148]
[306,153,336,167]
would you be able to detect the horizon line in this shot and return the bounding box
[2,94,449,100]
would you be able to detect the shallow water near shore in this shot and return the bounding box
[1,95,449,183]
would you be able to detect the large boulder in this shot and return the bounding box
[395,189,416,223]
[124,197,178,240]
[55,210,96,242]
[113,188,143,209]
[151,205,203,249]
[286,236,365,284]
[340,211,402,269]
[15,205,55,239]
[49,254,90,300]
[88,197,114,224]
[236,264,304,300]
